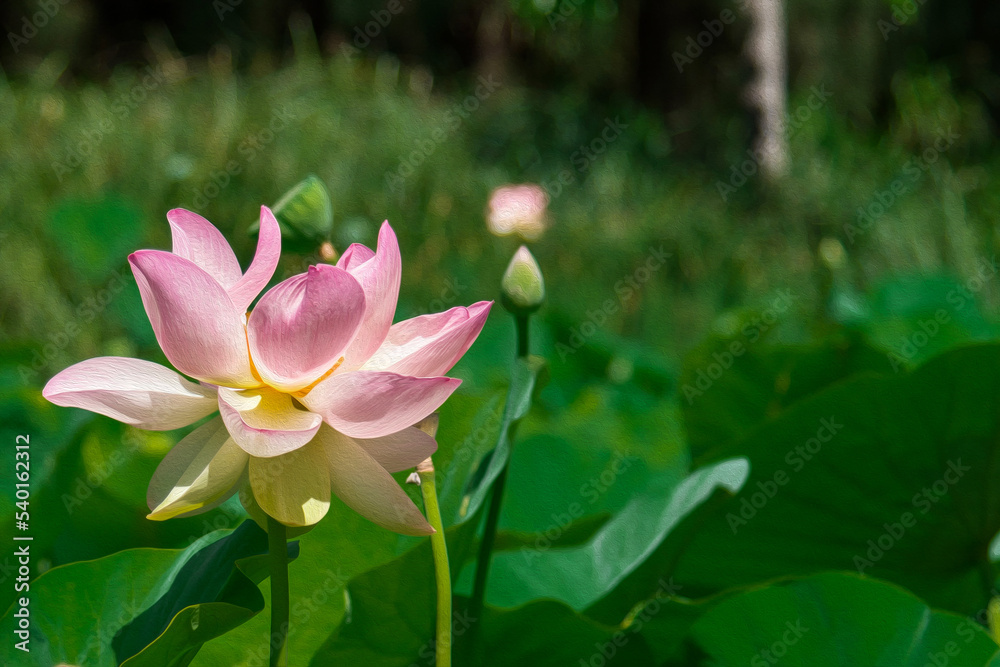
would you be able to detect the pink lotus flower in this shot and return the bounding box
[43,207,491,534]
[486,184,549,241]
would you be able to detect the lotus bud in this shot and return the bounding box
[486,184,549,241]
[501,246,545,315]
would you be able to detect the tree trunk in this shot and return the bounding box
[744,0,789,180]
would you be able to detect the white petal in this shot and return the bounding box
[147,417,249,520]
[319,425,433,535]
[249,437,331,527]
[349,427,438,473]
[218,386,322,457]
[43,357,218,430]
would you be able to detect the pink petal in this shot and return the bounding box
[228,206,282,312]
[146,417,248,520]
[42,356,218,430]
[318,425,433,535]
[218,386,322,457]
[129,250,258,387]
[338,222,402,369]
[336,243,375,271]
[325,426,437,473]
[301,370,461,439]
[364,301,492,376]
[167,206,282,313]
[247,264,366,392]
[167,209,243,290]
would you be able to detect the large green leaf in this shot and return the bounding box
[859,274,1000,371]
[482,456,747,610]
[188,499,424,667]
[0,408,255,619]
[0,520,292,667]
[116,521,298,666]
[648,344,1000,617]
[309,536,656,666]
[623,590,725,665]
[492,511,612,551]
[472,598,657,667]
[686,572,1000,666]
[680,331,893,461]
[583,469,745,625]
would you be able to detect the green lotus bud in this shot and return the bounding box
[501,245,545,314]
[249,174,333,253]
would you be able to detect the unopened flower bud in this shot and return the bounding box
[319,240,338,262]
[501,246,545,314]
[486,184,549,240]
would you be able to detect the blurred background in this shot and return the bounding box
[2,0,1000,662]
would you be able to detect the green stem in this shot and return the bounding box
[469,464,508,620]
[467,310,531,657]
[419,462,452,667]
[515,313,529,358]
[267,515,290,667]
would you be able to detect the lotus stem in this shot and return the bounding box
[418,458,452,667]
[267,515,290,667]
[468,307,531,654]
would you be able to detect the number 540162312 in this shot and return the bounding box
[14,435,29,528]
